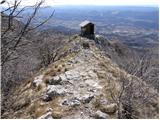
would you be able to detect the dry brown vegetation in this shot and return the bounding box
[1,0,67,115]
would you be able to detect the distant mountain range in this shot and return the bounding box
[2,6,158,48]
[26,6,158,49]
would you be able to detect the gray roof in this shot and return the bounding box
[79,20,93,27]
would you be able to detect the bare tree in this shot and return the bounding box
[108,53,158,119]
[108,73,127,119]
[38,42,61,68]
[1,0,54,66]
[1,0,55,115]
[122,49,158,90]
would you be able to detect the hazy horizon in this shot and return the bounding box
[1,0,159,7]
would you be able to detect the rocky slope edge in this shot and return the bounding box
[2,35,158,119]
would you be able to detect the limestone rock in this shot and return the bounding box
[85,79,102,89]
[38,112,53,119]
[62,98,81,107]
[48,76,62,85]
[41,94,52,102]
[65,70,80,80]
[93,110,109,119]
[80,94,94,104]
[46,85,66,97]
[59,74,67,81]
[32,75,43,87]
[100,103,117,114]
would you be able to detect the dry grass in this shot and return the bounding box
[42,52,77,77]
[44,68,56,76]
[38,50,79,90]
[13,97,31,111]
[28,101,48,118]
[49,97,64,118]
[52,111,63,119]
[35,84,43,91]
[43,75,51,84]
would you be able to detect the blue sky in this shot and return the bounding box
[50,0,159,6]
[2,0,159,7]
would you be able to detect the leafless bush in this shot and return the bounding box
[108,54,158,118]
[38,40,62,68]
[98,38,158,90]
[122,49,158,90]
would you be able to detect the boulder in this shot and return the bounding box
[38,112,53,119]
[32,75,43,87]
[46,85,66,98]
[80,94,94,104]
[59,74,67,81]
[100,103,117,114]
[41,94,52,102]
[65,70,80,80]
[62,98,81,107]
[93,110,109,119]
[48,76,62,85]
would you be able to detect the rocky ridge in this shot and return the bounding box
[2,35,158,119]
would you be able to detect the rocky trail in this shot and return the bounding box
[2,36,158,119]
